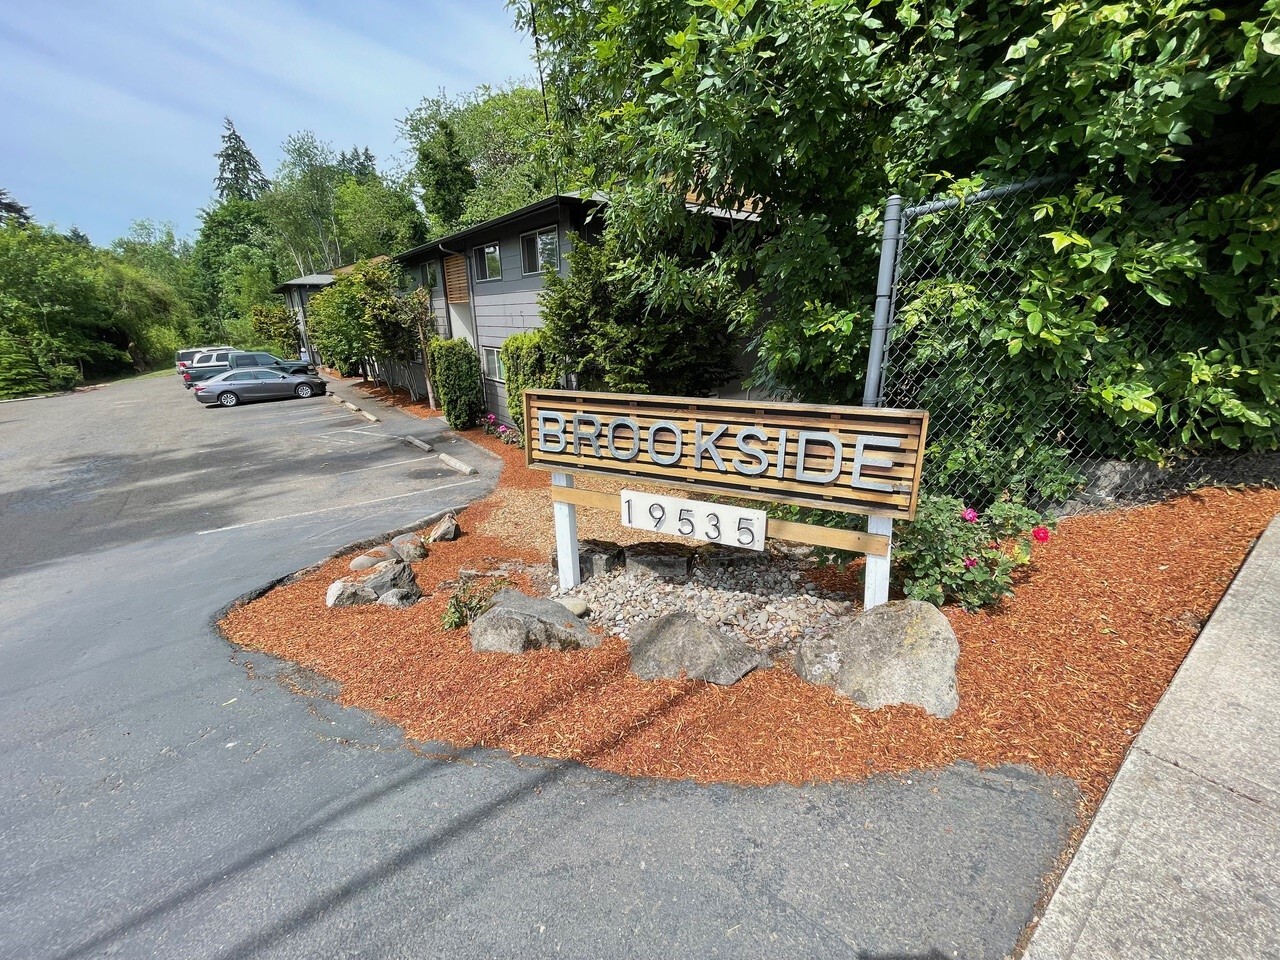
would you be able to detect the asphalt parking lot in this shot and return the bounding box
[0,374,492,581]
[0,374,1079,960]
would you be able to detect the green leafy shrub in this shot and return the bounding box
[500,328,559,434]
[539,230,744,395]
[45,364,82,391]
[307,259,415,376]
[428,337,483,430]
[892,494,1054,611]
[441,576,507,630]
[0,332,50,398]
[249,303,299,356]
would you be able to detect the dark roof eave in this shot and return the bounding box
[271,273,336,294]
[393,194,604,265]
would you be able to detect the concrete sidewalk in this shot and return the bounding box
[1025,514,1280,959]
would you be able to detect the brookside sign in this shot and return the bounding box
[523,390,929,609]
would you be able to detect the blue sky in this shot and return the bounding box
[0,0,536,244]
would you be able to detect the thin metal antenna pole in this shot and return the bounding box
[527,1,560,196]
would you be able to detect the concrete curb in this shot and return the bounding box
[439,453,478,476]
[0,391,73,404]
[331,395,380,423]
[402,436,435,454]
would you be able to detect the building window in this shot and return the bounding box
[521,227,559,275]
[473,242,502,282]
[482,347,506,382]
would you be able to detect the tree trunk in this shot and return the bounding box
[417,315,439,408]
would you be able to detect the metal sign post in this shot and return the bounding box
[552,472,580,591]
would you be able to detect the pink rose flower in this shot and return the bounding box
[963,557,978,569]
[961,508,979,523]
[1032,526,1051,543]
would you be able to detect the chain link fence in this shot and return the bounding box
[872,177,1279,514]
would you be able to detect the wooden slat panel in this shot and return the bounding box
[548,486,890,556]
[443,254,469,304]
[526,390,928,520]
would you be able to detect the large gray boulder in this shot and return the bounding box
[390,532,427,562]
[833,600,959,718]
[354,559,422,601]
[470,589,599,653]
[629,611,762,685]
[427,513,461,543]
[349,544,397,572]
[377,588,419,608]
[326,580,378,608]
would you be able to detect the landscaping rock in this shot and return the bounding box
[629,611,762,685]
[556,597,590,618]
[427,513,460,543]
[694,545,768,572]
[354,559,422,601]
[326,579,378,608]
[390,532,427,562]
[377,588,419,608]
[793,633,842,687]
[559,558,855,655]
[349,544,397,572]
[624,543,694,581]
[551,539,624,582]
[833,600,960,718]
[470,589,599,653]
[581,539,625,578]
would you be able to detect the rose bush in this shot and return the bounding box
[892,494,1054,611]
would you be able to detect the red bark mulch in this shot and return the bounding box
[220,430,1280,806]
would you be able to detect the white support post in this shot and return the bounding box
[552,472,580,591]
[864,515,893,609]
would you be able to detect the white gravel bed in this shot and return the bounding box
[557,558,858,655]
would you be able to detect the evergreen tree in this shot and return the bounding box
[413,119,474,231]
[0,331,50,398]
[0,188,32,227]
[65,226,92,247]
[339,146,377,181]
[214,117,270,202]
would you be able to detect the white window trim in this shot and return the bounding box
[473,242,502,283]
[482,347,506,383]
[520,226,559,276]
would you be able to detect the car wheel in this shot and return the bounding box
[217,392,240,407]
[295,383,314,399]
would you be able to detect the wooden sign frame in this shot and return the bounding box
[522,390,929,609]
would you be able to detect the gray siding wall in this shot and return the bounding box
[470,220,569,347]
[472,219,572,425]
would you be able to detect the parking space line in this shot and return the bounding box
[194,478,486,535]
[314,427,388,438]
[287,413,363,426]
[332,454,438,475]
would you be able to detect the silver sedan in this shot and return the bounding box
[192,369,328,407]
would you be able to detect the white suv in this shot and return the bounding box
[181,349,234,388]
